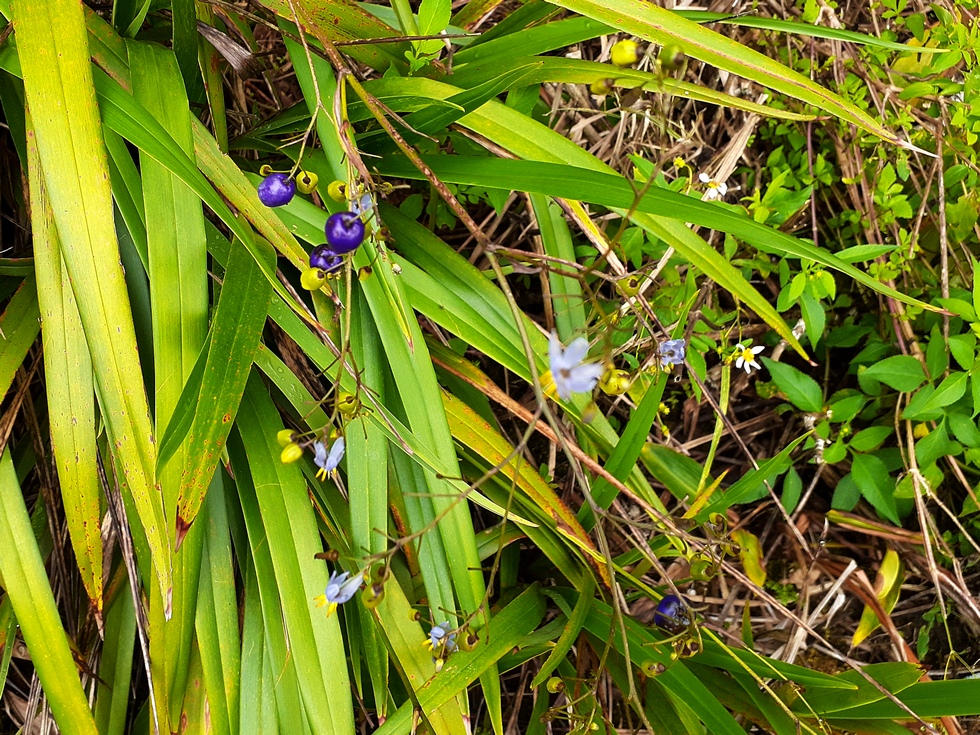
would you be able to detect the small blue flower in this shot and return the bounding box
[314,570,363,617]
[314,437,345,480]
[659,339,686,368]
[425,622,458,652]
[548,332,604,401]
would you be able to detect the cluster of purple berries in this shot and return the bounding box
[257,171,368,290]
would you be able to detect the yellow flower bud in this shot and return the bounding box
[276,429,296,447]
[611,39,640,67]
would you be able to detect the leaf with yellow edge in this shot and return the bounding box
[731,529,767,587]
[853,549,904,647]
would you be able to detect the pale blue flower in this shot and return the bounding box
[659,339,686,367]
[548,332,604,401]
[314,437,345,480]
[425,622,457,652]
[314,570,363,616]
[350,192,374,217]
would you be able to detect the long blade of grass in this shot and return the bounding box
[547,0,921,150]
[28,135,102,614]
[14,0,170,598]
[377,155,935,315]
[0,451,98,735]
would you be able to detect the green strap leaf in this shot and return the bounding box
[14,0,170,597]
[0,451,99,735]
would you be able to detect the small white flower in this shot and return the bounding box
[548,332,605,401]
[733,343,765,374]
[313,436,345,480]
[699,172,728,200]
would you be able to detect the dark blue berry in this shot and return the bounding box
[654,594,690,632]
[257,173,296,207]
[310,245,342,273]
[325,212,366,254]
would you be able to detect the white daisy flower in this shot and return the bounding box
[733,343,765,374]
[699,172,728,200]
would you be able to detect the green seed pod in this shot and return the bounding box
[336,391,360,417]
[362,582,385,610]
[280,442,304,464]
[296,170,319,194]
[640,660,666,677]
[327,180,347,203]
[371,563,389,582]
[300,267,327,291]
[458,629,479,652]
[259,164,274,176]
[659,44,685,71]
[276,429,296,447]
[545,677,565,694]
[618,275,641,297]
[358,266,373,281]
[590,78,613,95]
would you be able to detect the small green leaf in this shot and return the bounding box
[915,371,969,414]
[848,426,894,453]
[850,453,899,525]
[859,355,926,393]
[761,358,823,412]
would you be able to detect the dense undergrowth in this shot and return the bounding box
[0,0,979,733]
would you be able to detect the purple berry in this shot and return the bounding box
[257,173,296,207]
[654,595,691,632]
[310,245,342,273]
[325,212,366,254]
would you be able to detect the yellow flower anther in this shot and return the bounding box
[611,39,640,67]
[280,442,304,464]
